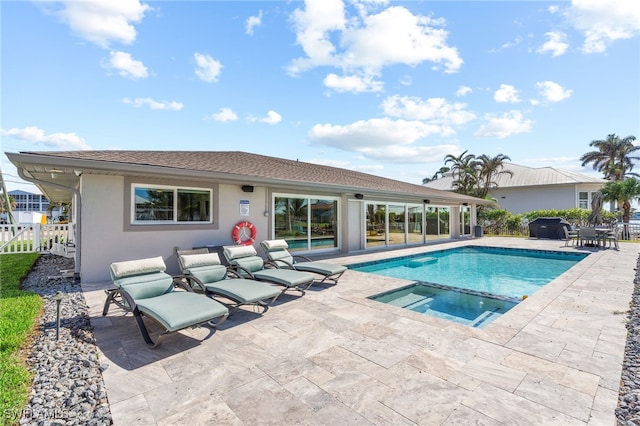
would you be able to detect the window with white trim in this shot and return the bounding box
[132,185,212,224]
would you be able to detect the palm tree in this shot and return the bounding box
[600,178,640,223]
[476,154,513,199]
[422,166,450,184]
[444,151,480,195]
[0,194,16,214]
[580,134,639,181]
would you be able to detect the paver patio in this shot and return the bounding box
[82,237,637,425]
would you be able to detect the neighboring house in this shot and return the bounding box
[8,189,49,215]
[423,163,606,214]
[6,150,490,283]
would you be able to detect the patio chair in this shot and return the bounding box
[579,227,600,248]
[563,226,579,247]
[176,248,281,313]
[603,226,620,250]
[103,256,229,348]
[222,245,315,294]
[260,239,347,285]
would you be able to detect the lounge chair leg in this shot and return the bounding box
[132,310,160,348]
[207,312,229,329]
[103,289,119,316]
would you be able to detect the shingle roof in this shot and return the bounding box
[16,150,486,203]
[424,163,605,190]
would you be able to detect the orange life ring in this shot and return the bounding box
[232,221,257,245]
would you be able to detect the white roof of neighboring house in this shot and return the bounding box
[424,163,606,191]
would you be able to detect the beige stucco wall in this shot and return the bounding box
[79,174,273,282]
[78,174,466,282]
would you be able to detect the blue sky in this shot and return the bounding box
[2,0,639,193]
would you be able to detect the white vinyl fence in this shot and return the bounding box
[0,224,74,256]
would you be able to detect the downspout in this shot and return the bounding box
[17,169,81,282]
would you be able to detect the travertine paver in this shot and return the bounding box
[82,237,638,425]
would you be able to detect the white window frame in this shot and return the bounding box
[131,183,213,225]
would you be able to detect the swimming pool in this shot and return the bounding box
[355,246,588,327]
[350,246,587,299]
[370,282,519,328]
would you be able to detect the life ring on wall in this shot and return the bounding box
[232,221,257,245]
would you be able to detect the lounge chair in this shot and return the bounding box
[260,239,347,285]
[176,248,281,313]
[222,245,315,294]
[103,256,229,348]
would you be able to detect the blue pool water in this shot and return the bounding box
[359,246,587,327]
[370,283,518,328]
[350,246,588,299]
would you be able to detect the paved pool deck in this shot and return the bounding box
[82,237,638,425]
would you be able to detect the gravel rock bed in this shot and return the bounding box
[14,253,640,424]
[617,255,640,425]
[19,254,112,425]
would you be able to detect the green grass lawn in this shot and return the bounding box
[0,253,41,426]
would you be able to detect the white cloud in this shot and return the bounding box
[456,86,472,97]
[323,73,384,93]
[381,95,476,128]
[494,84,521,103]
[355,144,463,164]
[0,126,90,150]
[309,117,444,150]
[567,0,640,53]
[288,1,462,93]
[308,117,462,164]
[104,51,148,79]
[537,31,569,56]
[122,97,183,110]
[210,108,238,122]
[194,53,223,83]
[474,111,533,139]
[251,110,282,125]
[535,81,573,102]
[49,0,150,48]
[246,10,263,35]
[399,75,413,86]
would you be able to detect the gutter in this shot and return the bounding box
[16,168,81,282]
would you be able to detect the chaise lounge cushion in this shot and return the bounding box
[260,240,347,279]
[223,244,315,289]
[179,251,281,304]
[136,292,229,332]
[253,269,315,288]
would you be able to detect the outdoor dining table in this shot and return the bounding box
[578,227,610,248]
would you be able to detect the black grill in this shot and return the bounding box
[528,217,571,239]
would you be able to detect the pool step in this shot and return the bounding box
[469,308,501,328]
[406,257,438,268]
[387,293,432,309]
[404,297,434,311]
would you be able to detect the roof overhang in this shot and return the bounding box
[6,151,493,206]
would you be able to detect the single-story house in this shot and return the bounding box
[423,163,606,214]
[6,150,491,282]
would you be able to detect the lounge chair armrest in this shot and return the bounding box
[263,259,282,269]
[225,268,243,279]
[269,259,296,270]
[118,288,140,313]
[292,255,313,262]
[171,275,196,292]
[229,264,257,279]
[177,274,207,292]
